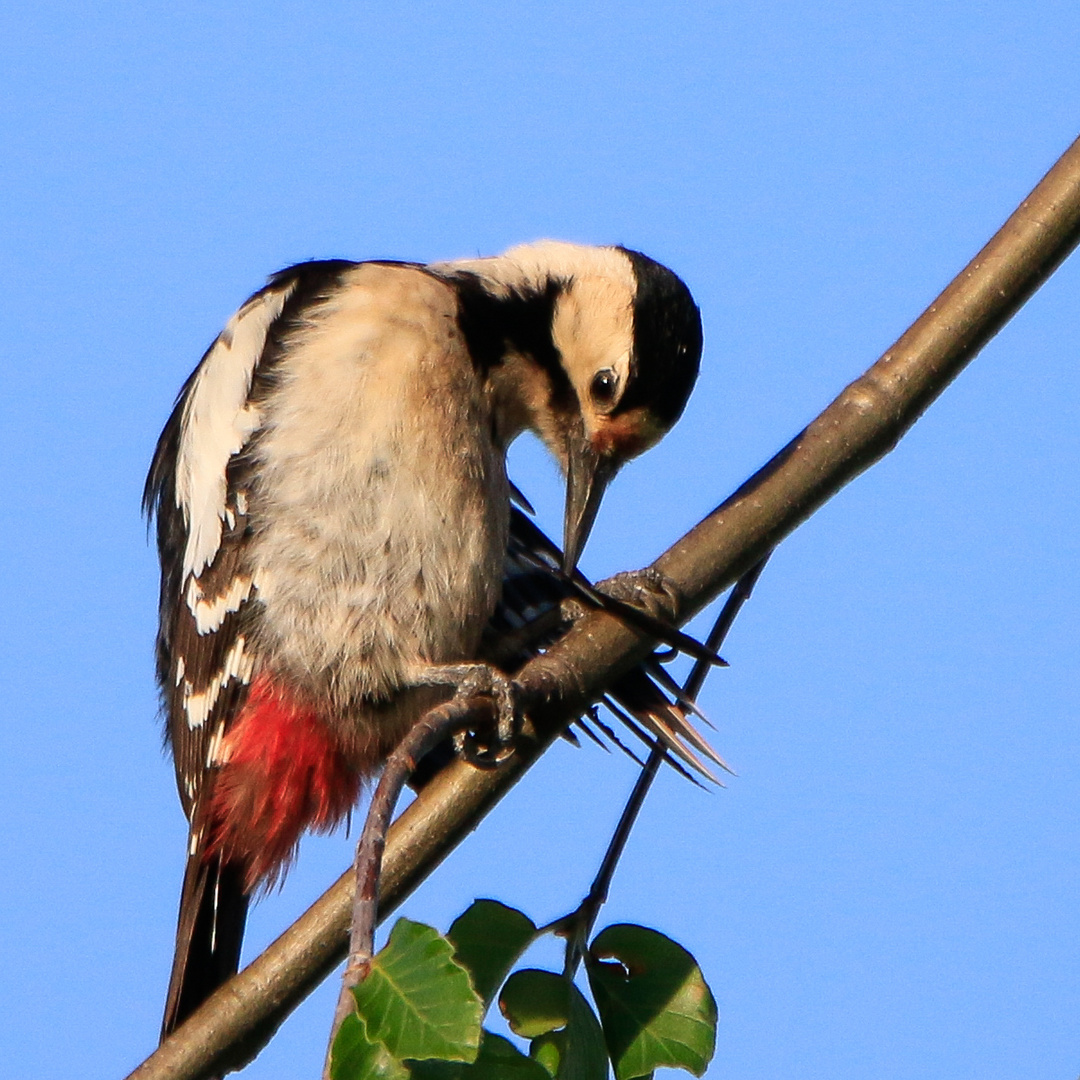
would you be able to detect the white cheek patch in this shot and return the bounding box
[176,282,297,580]
[185,574,255,635]
[181,635,254,730]
[550,278,635,407]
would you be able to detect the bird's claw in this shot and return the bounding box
[449,666,519,768]
[597,567,680,621]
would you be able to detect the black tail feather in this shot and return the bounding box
[161,850,249,1039]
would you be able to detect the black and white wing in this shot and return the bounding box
[143,259,357,1035]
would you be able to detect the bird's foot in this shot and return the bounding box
[596,567,681,623]
[411,662,519,768]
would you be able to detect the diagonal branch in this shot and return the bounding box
[124,133,1080,1080]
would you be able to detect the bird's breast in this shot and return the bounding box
[242,265,509,715]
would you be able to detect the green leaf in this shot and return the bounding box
[330,1012,409,1080]
[500,970,608,1080]
[499,969,570,1039]
[353,918,483,1064]
[465,1032,553,1078]
[585,924,717,1080]
[447,900,537,1005]
[407,1032,550,1080]
[561,980,610,1080]
[402,1056,462,1080]
[529,1031,564,1077]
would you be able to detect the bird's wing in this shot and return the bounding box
[143,259,358,1034]
[144,260,358,815]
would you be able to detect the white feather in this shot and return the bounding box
[182,635,253,729]
[176,283,296,580]
[185,574,254,635]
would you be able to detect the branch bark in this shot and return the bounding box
[124,133,1080,1080]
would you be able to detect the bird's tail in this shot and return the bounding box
[161,844,249,1039]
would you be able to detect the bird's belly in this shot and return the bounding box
[248,453,509,718]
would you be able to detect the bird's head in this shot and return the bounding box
[545,244,702,570]
[442,241,702,573]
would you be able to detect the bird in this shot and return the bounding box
[143,240,704,1039]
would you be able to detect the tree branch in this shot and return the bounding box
[124,133,1080,1080]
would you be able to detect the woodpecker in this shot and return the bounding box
[145,240,703,1038]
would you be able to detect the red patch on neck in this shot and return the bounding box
[207,674,361,891]
[592,407,657,459]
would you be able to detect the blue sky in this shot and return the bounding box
[1,3,1078,1078]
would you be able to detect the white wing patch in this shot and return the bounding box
[176,283,297,580]
[181,635,254,730]
[185,574,255,636]
[206,719,229,767]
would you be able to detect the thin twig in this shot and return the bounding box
[683,557,770,699]
[324,695,488,1061]
[560,553,772,975]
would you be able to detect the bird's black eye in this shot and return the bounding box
[589,368,619,408]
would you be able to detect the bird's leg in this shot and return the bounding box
[328,694,476,1078]
[406,662,519,766]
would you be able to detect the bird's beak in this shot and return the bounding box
[562,426,615,574]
